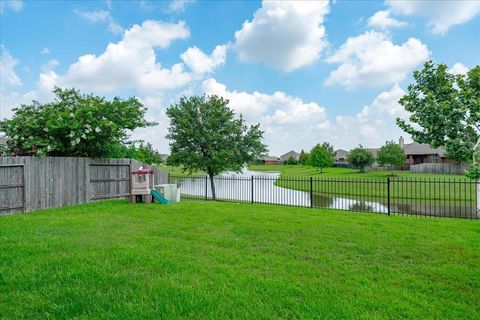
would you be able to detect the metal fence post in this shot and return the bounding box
[251,176,254,204]
[387,177,391,215]
[205,175,208,200]
[310,177,313,208]
[475,179,480,219]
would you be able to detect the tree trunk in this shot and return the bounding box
[473,136,480,164]
[209,174,216,200]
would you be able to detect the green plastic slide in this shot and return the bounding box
[150,189,171,205]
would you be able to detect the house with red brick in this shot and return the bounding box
[334,137,458,166]
[399,136,456,165]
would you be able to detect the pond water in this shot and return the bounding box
[170,169,476,218]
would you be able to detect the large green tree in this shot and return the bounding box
[308,143,333,173]
[166,95,267,199]
[376,141,406,176]
[396,61,480,177]
[347,146,375,173]
[0,87,154,157]
[298,149,309,165]
[122,141,164,165]
[320,142,336,159]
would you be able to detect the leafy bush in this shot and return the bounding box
[347,146,375,172]
[309,143,333,173]
[285,156,298,165]
[377,141,406,175]
[0,87,155,157]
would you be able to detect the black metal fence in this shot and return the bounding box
[169,175,479,219]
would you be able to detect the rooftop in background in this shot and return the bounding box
[334,137,452,165]
[280,151,300,161]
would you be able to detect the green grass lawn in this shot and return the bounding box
[1,200,479,319]
[248,165,474,202]
[157,165,203,177]
[248,164,467,180]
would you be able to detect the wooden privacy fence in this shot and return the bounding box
[0,157,168,215]
[0,164,25,213]
[410,163,470,175]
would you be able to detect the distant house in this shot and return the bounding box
[366,148,380,158]
[334,137,457,166]
[280,150,300,162]
[400,137,455,165]
[261,155,282,165]
[334,149,349,163]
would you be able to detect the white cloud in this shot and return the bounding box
[386,0,480,34]
[332,84,409,149]
[234,0,329,72]
[62,20,191,94]
[40,47,50,54]
[130,94,170,149]
[76,10,124,35]
[448,62,469,75]
[0,46,22,119]
[202,78,329,154]
[0,0,23,14]
[168,0,195,13]
[0,46,22,89]
[40,59,59,73]
[201,78,413,154]
[367,10,408,29]
[325,31,430,88]
[1,20,194,121]
[0,67,58,120]
[180,45,227,76]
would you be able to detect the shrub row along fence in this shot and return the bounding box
[169,175,479,219]
[0,157,168,215]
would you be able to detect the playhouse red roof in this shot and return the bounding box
[131,169,154,174]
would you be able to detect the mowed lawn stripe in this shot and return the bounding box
[0,200,479,319]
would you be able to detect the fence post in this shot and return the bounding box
[310,177,313,208]
[205,175,208,200]
[251,176,254,204]
[477,179,480,219]
[387,177,391,215]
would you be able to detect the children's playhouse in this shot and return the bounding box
[129,168,179,204]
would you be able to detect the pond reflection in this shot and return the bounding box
[170,170,476,218]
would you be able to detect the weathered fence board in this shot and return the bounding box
[0,164,25,214]
[410,163,469,175]
[0,157,169,215]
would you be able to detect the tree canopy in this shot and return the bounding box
[0,87,155,158]
[396,61,480,177]
[320,142,336,159]
[285,156,298,165]
[376,141,406,175]
[166,95,267,199]
[121,141,164,165]
[309,143,333,173]
[298,149,309,165]
[347,146,375,172]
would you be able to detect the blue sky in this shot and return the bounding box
[1,0,479,155]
